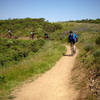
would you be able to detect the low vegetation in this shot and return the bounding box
[0,18,100,100]
[73,23,100,100]
[0,40,66,100]
[73,18,100,24]
[0,39,45,67]
[0,18,62,38]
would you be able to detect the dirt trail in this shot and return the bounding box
[12,46,78,100]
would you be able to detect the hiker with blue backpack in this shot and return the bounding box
[68,31,78,55]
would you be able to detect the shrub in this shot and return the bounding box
[93,49,100,58]
[84,43,93,52]
[95,36,100,45]
[0,39,45,67]
[30,39,45,52]
[93,49,100,64]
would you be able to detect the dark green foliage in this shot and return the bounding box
[93,49,100,64]
[95,36,100,45]
[30,39,45,52]
[76,18,100,24]
[0,18,62,37]
[43,23,62,32]
[0,75,5,83]
[0,39,45,67]
[93,49,100,58]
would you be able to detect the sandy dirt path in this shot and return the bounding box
[13,46,78,100]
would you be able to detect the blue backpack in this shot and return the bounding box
[68,33,77,42]
[68,34,73,42]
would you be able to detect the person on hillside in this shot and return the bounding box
[8,29,12,38]
[68,31,78,55]
[44,32,49,39]
[30,31,35,39]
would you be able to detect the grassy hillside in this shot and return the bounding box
[0,40,66,100]
[69,22,100,100]
[0,39,45,68]
[0,18,100,100]
[55,20,100,100]
[0,18,62,38]
[0,18,67,99]
[0,18,77,41]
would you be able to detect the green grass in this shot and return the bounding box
[0,39,45,68]
[1,20,100,100]
[0,40,66,100]
[73,23,100,100]
[0,18,62,38]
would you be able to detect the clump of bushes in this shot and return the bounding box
[0,39,45,67]
[30,39,45,52]
[95,36,100,45]
[0,18,63,38]
[93,49,100,64]
[93,49,100,57]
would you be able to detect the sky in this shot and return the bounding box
[0,0,100,22]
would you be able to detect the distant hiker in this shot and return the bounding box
[68,31,78,55]
[44,33,49,39]
[8,29,12,38]
[30,31,34,39]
